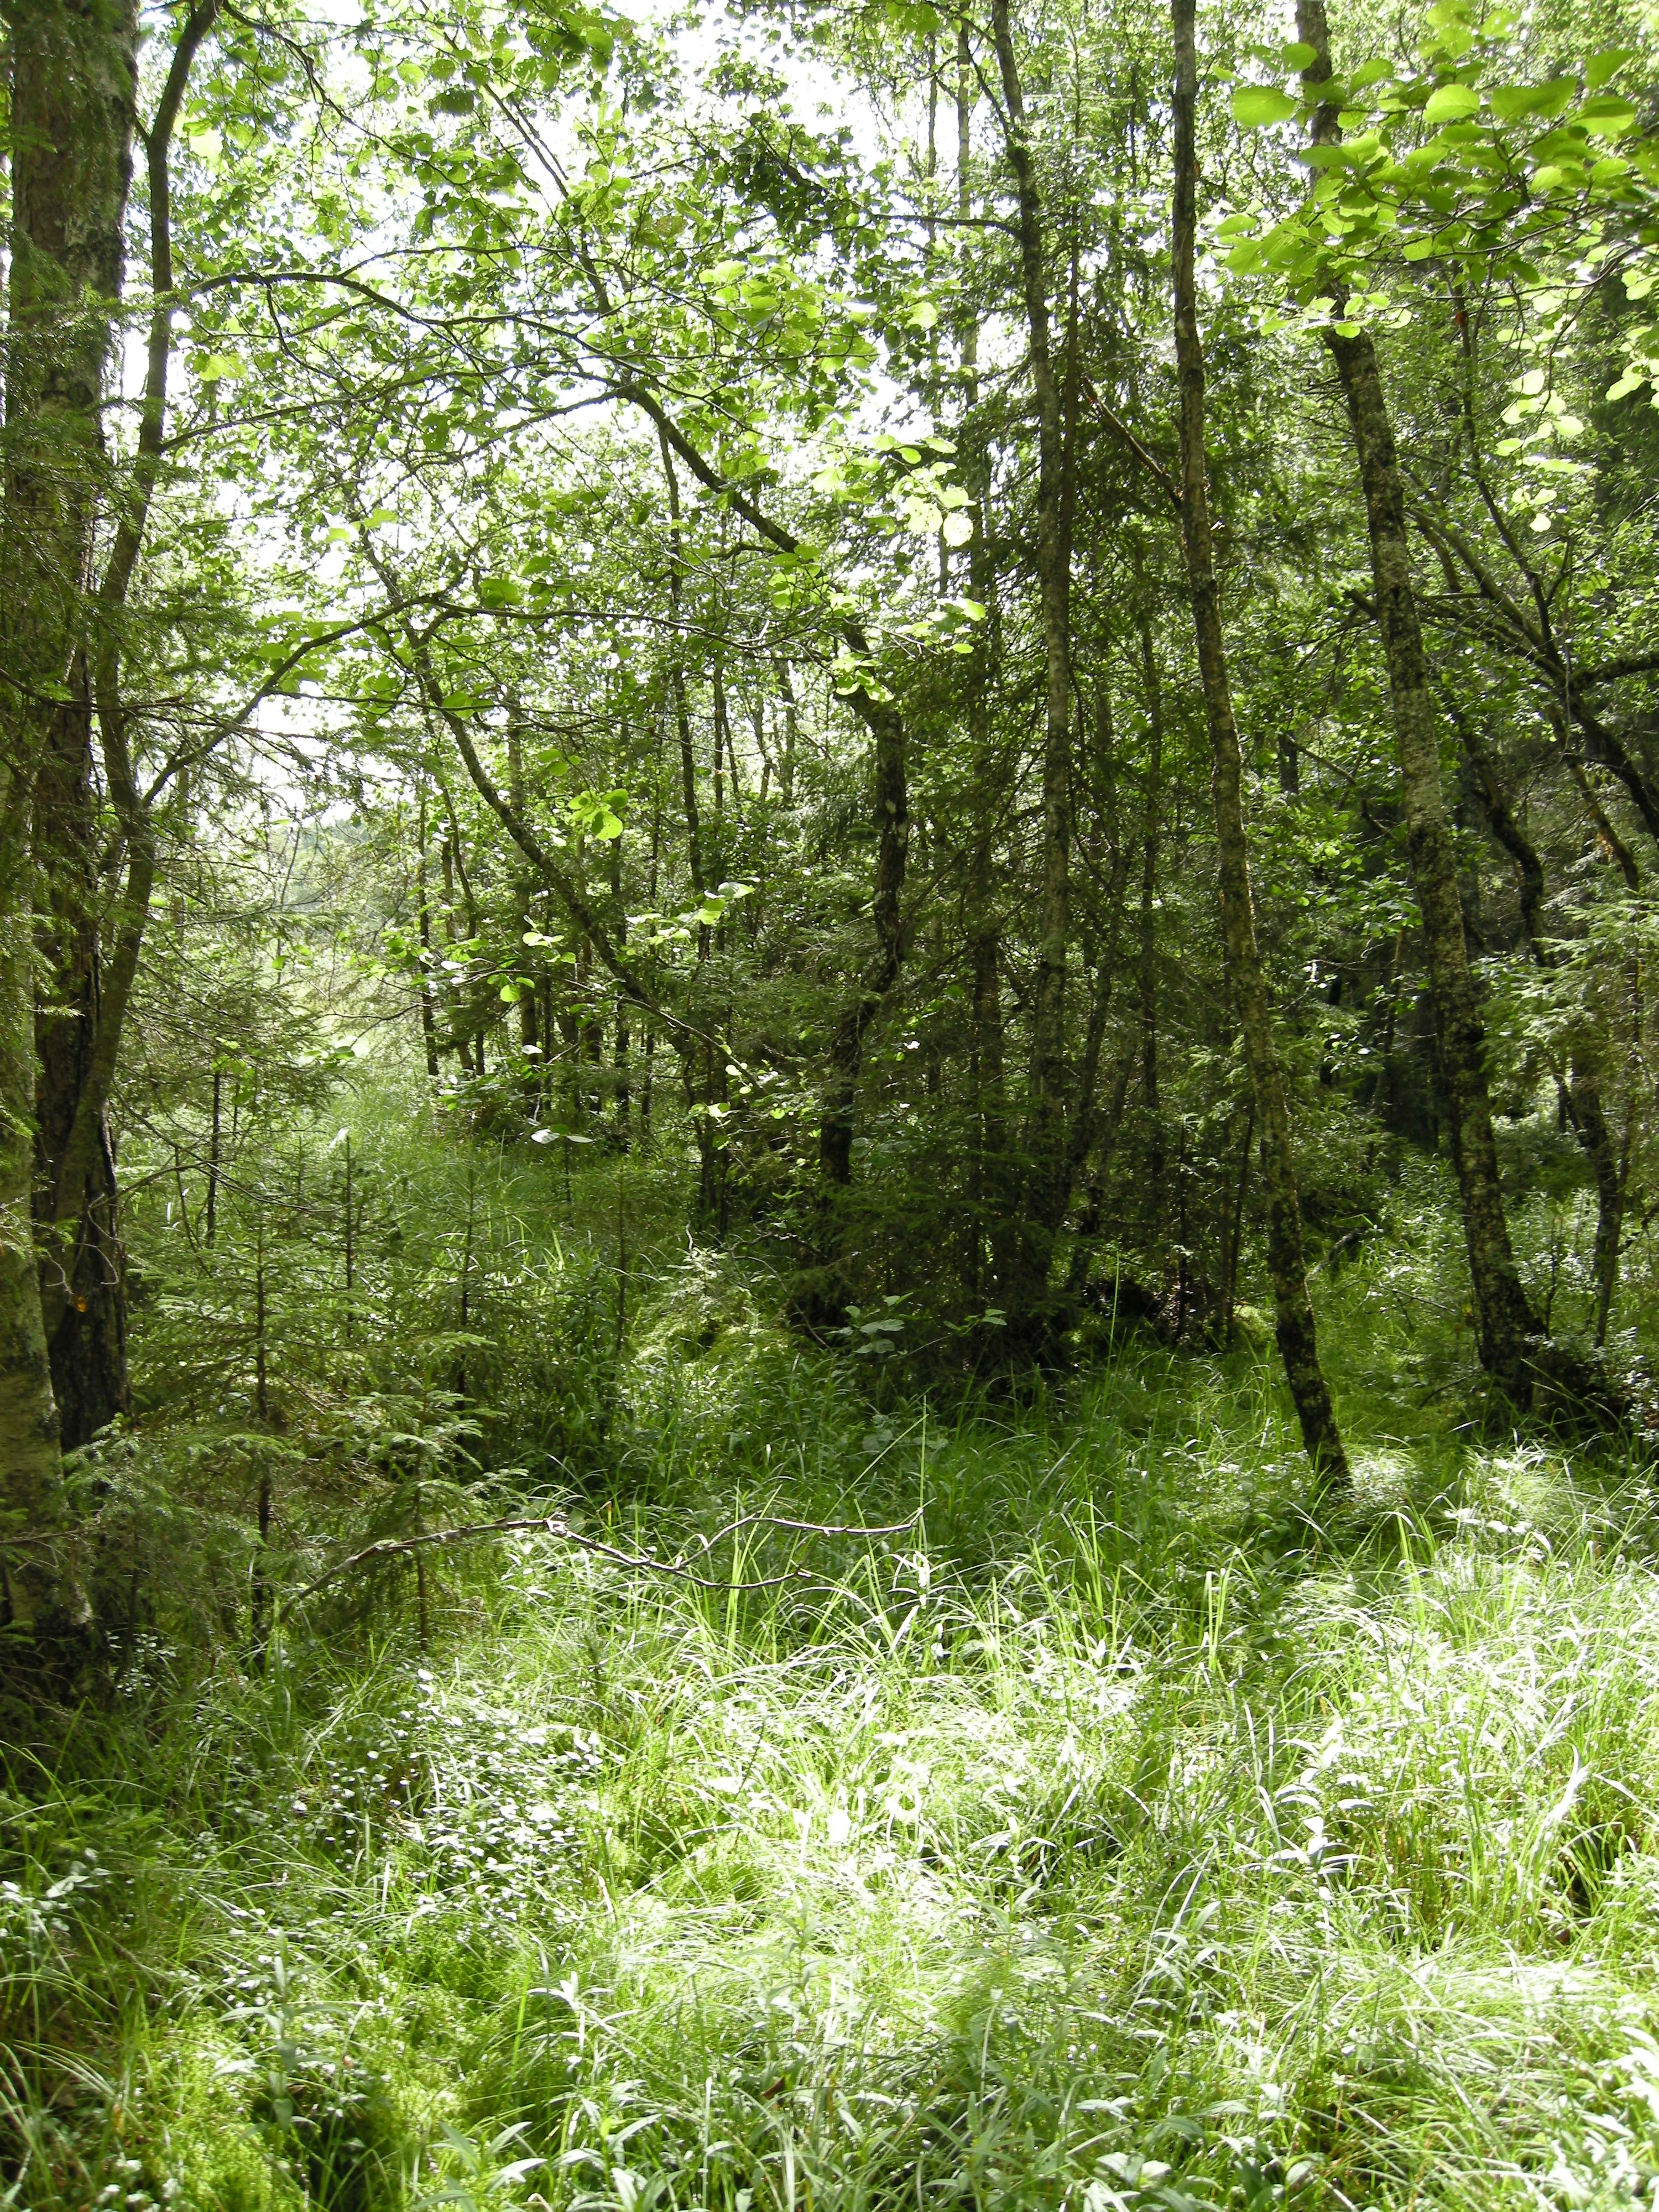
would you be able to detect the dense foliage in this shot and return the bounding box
[6,0,1659,2199]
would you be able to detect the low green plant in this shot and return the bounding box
[11,1101,1659,2210]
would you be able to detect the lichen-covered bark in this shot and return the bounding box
[1170,0,1349,1488]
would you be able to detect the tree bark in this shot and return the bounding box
[1298,0,1541,1402]
[990,0,1072,1265]
[1135,598,1164,1183]
[507,706,542,1070]
[819,682,908,1184]
[22,1,216,1446]
[1064,673,1130,1297]
[33,696,127,1445]
[1,0,149,1660]
[656,427,709,978]
[0,909,77,1650]
[1170,0,1349,1487]
[414,781,442,1080]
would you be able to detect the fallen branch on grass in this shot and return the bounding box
[280,1508,922,1617]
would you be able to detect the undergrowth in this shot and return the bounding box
[7,1110,1659,2211]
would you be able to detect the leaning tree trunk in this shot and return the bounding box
[1169,0,1350,1488]
[1298,0,1541,1403]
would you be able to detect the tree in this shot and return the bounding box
[1168,0,1349,1486]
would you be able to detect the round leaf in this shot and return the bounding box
[1425,84,1480,124]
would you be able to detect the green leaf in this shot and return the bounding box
[1580,95,1637,137]
[941,509,973,547]
[1424,84,1479,124]
[1231,86,1299,128]
[1587,48,1633,90]
[1489,78,1574,122]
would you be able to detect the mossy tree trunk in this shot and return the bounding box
[1169,0,1350,1489]
[1,0,143,1658]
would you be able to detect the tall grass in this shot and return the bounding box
[9,1331,1659,2210]
[8,1113,1659,2210]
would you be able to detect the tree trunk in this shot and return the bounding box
[1,0,144,1665]
[990,0,1072,1278]
[1298,0,1540,1402]
[44,3,218,1445]
[1170,0,1349,1487]
[1448,695,1627,1328]
[1135,598,1164,1188]
[1064,676,1131,1295]
[609,833,629,1145]
[774,658,798,807]
[415,782,442,1081]
[11,0,139,1449]
[658,431,708,912]
[507,709,542,1069]
[1564,1057,1623,1339]
[617,392,912,1206]
[33,688,126,1446]
[0,909,80,1651]
[819,684,908,1185]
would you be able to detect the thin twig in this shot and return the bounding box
[280,1509,920,1616]
[1079,379,1182,510]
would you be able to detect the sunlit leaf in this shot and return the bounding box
[1231,86,1299,128]
[1423,84,1479,124]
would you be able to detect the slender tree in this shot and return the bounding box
[1297,0,1544,1404]
[1169,0,1349,1486]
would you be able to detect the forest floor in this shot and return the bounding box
[6,1139,1659,2212]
